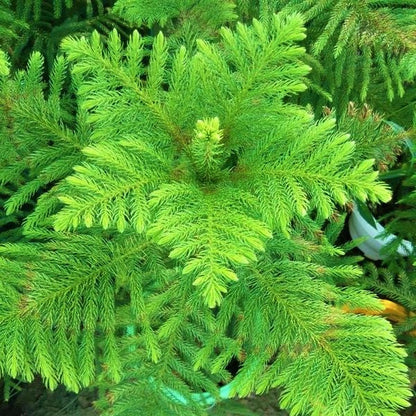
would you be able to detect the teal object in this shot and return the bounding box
[125,325,234,408]
[163,382,234,408]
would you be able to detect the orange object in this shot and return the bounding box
[379,299,414,322]
[343,299,416,336]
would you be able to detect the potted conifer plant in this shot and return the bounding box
[0,5,413,416]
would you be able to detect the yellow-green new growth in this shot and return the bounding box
[190,117,227,182]
[0,50,9,76]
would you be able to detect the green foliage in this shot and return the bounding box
[0,50,9,76]
[0,231,164,390]
[114,0,236,28]
[0,5,413,416]
[334,103,404,170]
[1,0,130,71]
[382,171,416,246]
[355,140,416,384]
[0,1,27,51]
[360,258,416,383]
[0,51,91,236]
[55,20,391,305]
[276,0,416,116]
[113,0,237,48]
[15,0,102,21]
[189,117,228,182]
[0,50,29,242]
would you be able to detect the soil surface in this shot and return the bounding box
[0,378,98,416]
[0,379,289,416]
[0,378,415,415]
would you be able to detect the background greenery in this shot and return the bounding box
[1,1,416,415]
